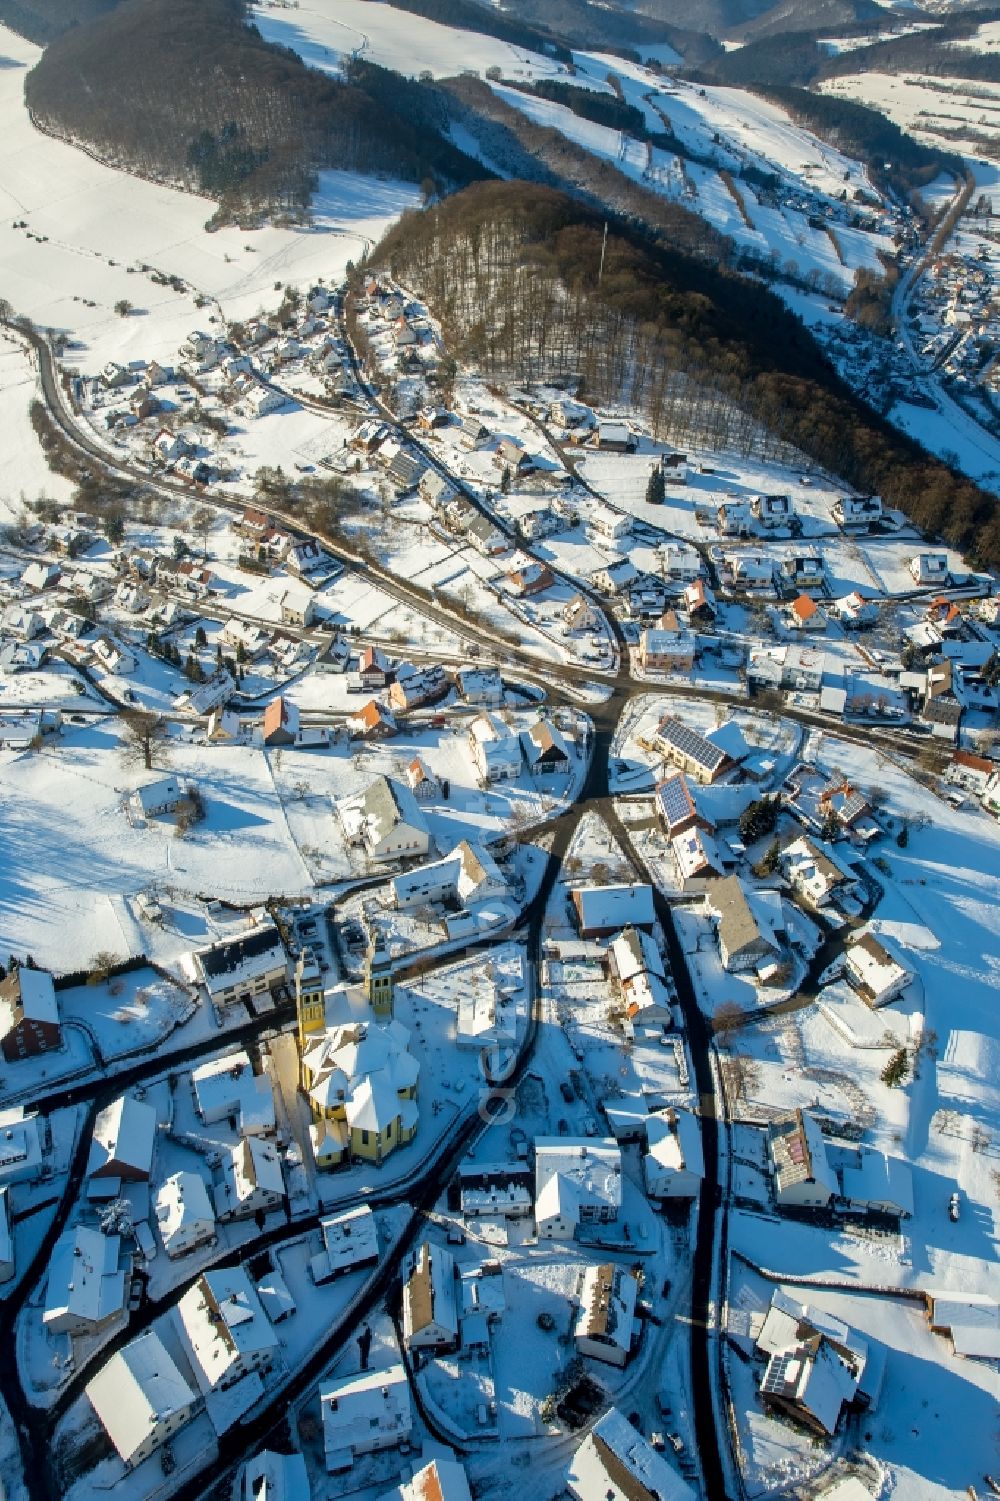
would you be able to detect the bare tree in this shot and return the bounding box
[712,1000,744,1044]
[120,708,161,771]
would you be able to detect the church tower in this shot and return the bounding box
[295,951,325,1048]
[364,925,393,1018]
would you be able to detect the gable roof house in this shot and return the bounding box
[843,932,913,1008]
[522,719,571,776]
[644,1107,704,1199]
[262,695,300,747]
[468,712,522,784]
[565,1405,696,1501]
[402,1240,459,1350]
[155,1170,216,1258]
[177,1267,278,1396]
[608,926,674,1025]
[574,1263,638,1368]
[43,1226,129,1334]
[571,884,655,940]
[780,836,858,910]
[191,923,289,1008]
[0,966,61,1063]
[310,1204,380,1285]
[86,1330,197,1469]
[705,876,780,973]
[535,1138,622,1240]
[769,1110,837,1208]
[786,594,825,632]
[337,776,430,863]
[214,1136,286,1221]
[651,717,731,785]
[88,1093,157,1190]
[321,1362,412,1472]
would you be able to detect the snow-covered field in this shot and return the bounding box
[820,70,1000,158]
[253,0,568,82]
[0,25,419,369]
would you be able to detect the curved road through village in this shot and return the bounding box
[0,303,935,1501]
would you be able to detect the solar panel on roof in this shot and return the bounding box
[656,718,725,771]
[658,775,694,827]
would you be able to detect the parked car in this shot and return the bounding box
[949,1190,961,1222]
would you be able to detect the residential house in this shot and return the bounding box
[769,1110,837,1208]
[0,966,61,1063]
[609,926,673,1025]
[130,776,188,821]
[506,562,554,597]
[565,1405,695,1501]
[457,414,490,450]
[651,716,730,785]
[191,922,289,1009]
[705,875,780,973]
[595,420,634,452]
[655,772,700,838]
[320,1363,412,1472]
[86,1331,197,1469]
[310,1205,379,1285]
[402,1240,459,1351]
[493,439,531,474]
[778,554,824,588]
[43,1227,129,1334]
[21,561,60,591]
[574,1263,638,1368]
[947,749,995,797]
[659,545,701,584]
[419,469,455,509]
[468,712,522,783]
[592,557,638,596]
[924,1291,1000,1362]
[522,719,571,776]
[840,1146,914,1217]
[388,665,447,715]
[780,836,857,910]
[562,594,600,634]
[644,1108,704,1199]
[830,591,877,629]
[456,665,503,708]
[386,450,425,493]
[751,493,794,529]
[834,495,882,527]
[760,1338,863,1437]
[262,696,300,747]
[727,553,773,590]
[177,1267,278,1394]
[747,644,825,693]
[786,594,825,632]
[348,700,398,741]
[466,514,507,556]
[191,1050,275,1136]
[910,552,949,586]
[671,826,727,885]
[241,1452,311,1501]
[337,776,431,863]
[571,885,655,939]
[155,1170,216,1257]
[843,932,913,1008]
[91,637,134,676]
[214,1136,286,1221]
[588,503,632,543]
[405,756,439,802]
[535,1138,623,1240]
[278,586,316,629]
[358,646,391,690]
[0,1107,45,1188]
[639,624,696,673]
[88,1093,157,1190]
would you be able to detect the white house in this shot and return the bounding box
[177,1266,278,1394]
[88,1093,157,1190]
[337,776,431,863]
[192,1050,275,1135]
[43,1227,129,1334]
[321,1362,412,1472]
[381,1458,472,1501]
[535,1138,622,1240]
[609,926,674,1025]
[574,1263,638,1368]
[131,776,187,821]
[86,1330,197,1469]
[310,1205,379,1285]
[644,1108,704,1199]
[214,1136,286,1221]
[0,1107,45,1187]
[191,923,289,1008]
[155,1170,216,1257]
[566,1406,695,1501]
[571,884,655,939]
[467,712,522,784]
[840,1146,914,1217]
[844,932,913,1008]
[769,1111,837,1209]
[909,552,949,586]
[241,1451,311,1501]
[780,836,857,910]
[402,1240,459,1350]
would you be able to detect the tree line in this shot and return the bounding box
[372,180,1000,567]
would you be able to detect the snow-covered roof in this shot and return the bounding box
[192,1050,275,1133]
[155,1170,215,1254]
[566,1405,695,1501]
[321,1362,412,1463]
[841,1147,914,1216]
[645,1108,704,1181]
[0,1106,44,1185]
[43,1226,127,1329]
[88,1093,157,1182]
[86,1330,195,1464]
[312,1204,379,1283]
[177,1267,278,1392]
[403,1240,458,1342]
[193,922,287,998]
[571,884,655,934]
[927,1292,1000,1359]
[0,965,59,1035]
[574,1263,637,1356]
[535,1139,622,1228]
[241,1451,310,1501]
[761,1336,858,1435]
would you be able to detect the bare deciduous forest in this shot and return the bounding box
[374,181,1000,566]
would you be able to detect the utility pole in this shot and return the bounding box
[598,221,608,288]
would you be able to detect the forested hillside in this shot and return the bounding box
[373,181,1000,566]
[0,0,119,44]
[24,0,485,216]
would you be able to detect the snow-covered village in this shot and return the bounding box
[0,3,999,1501]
